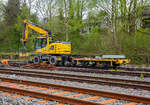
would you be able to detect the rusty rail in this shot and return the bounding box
[0,77,150,104]
[1,67,150,77]
[0,68,150,90]
[0,86,102,105]
[58,67,150,77]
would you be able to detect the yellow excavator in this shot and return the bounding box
[21,20,71,64]
[20,20,130,68]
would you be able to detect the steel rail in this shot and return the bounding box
[58,66,150,72]
[118,66,150,72]
[1,67,150,77]
[0,77,150,104]
[0,68,150,90]
[58,67,150,77]
[0,68,150,85]
[6,61,150,72]
[0,86,102,105]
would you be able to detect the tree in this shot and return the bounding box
[5,0,20,25]
[0,0,4,21]
[14,5,39,51]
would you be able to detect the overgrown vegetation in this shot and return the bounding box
[0,0,150,64]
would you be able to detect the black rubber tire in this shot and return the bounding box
[112,64,120,69]
[82,62,89,67]
[49,56,57,65]
[33,56,40,64]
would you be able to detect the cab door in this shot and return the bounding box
[41,38,47,53]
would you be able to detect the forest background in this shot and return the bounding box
[0,0,150,64]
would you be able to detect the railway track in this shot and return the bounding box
[2,60,150,74]
[3,62,150,77]
[118,66,150,72]
[0,77,150,105]
[0,68,150,90]
[4,61,150,72]
[58,67,150,77]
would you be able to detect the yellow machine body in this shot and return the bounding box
[34,37,71,55]
[21,20,130,68]
[21,20,71,55]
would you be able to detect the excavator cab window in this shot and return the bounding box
[35,38,47,49]
[35,38,41,49]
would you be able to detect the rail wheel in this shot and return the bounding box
[112,64,120,69]
[82,62,89,67]
[102,62,110,69]
[61,55,71,66]
[91,62,96,67]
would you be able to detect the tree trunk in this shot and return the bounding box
[64,0,69,41]
[133,0,137,48]
[112,0,117,52]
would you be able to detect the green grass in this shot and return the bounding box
[110,69,123,72]
[0,52,18,55]
[140,73,144,80]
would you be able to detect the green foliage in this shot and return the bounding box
[0,0,150,65]
[110,69,122,72]
[4,0,20,25]
[140,73,144,80]
[0,4,38,52]
[14,6,39,51]
[68,18,83,50]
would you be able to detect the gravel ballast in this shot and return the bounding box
[0,73,149,96]
[3,67,150,82]
[0,67,149,105]
[0,92,59,105]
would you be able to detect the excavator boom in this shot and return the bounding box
[21,20,52,53]
[20,20,71,56]
[22,20,51,42]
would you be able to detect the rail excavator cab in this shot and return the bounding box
[34,38,47,50]
[34,37,71,55]
[34,37,48,54]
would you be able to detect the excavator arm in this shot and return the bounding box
[22,20,51,42]
[21,20,52,53]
